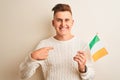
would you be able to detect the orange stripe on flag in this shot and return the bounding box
[92,48,108,61]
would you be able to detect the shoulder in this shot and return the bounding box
[39,37,53,44]
[35,36,54,50]
[74,36,87,47]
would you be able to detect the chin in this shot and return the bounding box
[59,33,68,36]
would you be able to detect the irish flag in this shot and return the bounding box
[89,35,108,61]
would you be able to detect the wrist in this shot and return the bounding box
[79,65,87,73]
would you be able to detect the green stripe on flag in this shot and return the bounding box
[89,35,100,49]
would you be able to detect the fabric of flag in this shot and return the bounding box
[89,35,108,61]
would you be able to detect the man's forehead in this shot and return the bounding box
[54,11,72,19]
[55,11,71,15]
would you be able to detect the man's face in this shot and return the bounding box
[52,11,74,36]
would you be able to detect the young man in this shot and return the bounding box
[19,3,95,80]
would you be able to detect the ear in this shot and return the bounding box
[72,19,74,26]
[52,20,54,27]
[72,20,74,24]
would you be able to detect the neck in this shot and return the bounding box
[54,34,74,41]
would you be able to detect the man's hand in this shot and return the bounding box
[73,51,87,73]
[31,47,53,60]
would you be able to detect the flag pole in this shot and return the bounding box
[96,32,99,35]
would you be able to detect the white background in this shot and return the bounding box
[0,0,120,80]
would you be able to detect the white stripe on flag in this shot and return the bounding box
[90,41,104,55]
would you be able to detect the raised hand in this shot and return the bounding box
[73,51,87,73]
[31,47,53,60]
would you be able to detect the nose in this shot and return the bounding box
[61,21,66,27]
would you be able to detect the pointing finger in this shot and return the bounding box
[44,47,54,51]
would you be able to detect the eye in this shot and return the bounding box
[56,19,62,22]
[65,19,70,22]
